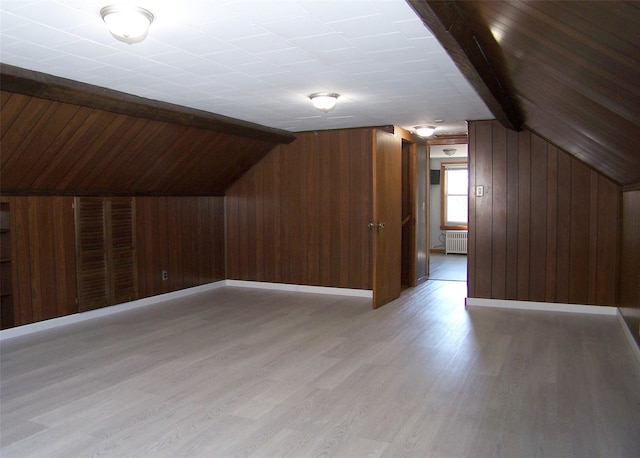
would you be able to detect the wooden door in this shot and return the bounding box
[109,197,137,305]
[76,197,137,312]
[372,129,402,308]
[76,197,109,312]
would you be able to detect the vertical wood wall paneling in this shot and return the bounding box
[135,196,225,299]
[587,171,600,302]
[568,160,590,304]
[516,130,531,299]
[491,123,507,298]
[505,128,520,299]
[468,120,620,307]
[8,197,77,327]
[226,129,373,290]
[555,150,572,302]
[544,145,558,301]
[595,177,619,305]
[319,133,334,286]
[474,121,494,298]
[467,123,476,298]
[528,133,548,301]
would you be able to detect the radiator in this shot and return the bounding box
[445,230,468,254]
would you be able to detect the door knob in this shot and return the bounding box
[378,222,385,229]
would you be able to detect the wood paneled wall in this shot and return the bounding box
[136,197,225,298]
[0,90,287,196]
[226,129,374,290]
[4,196,77,326]
[468,120,620,306]
[619,189,640,344]
[2,195,225,328]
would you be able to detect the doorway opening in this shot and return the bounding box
[428,141,469,282]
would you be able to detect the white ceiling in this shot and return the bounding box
[0,0,492,134]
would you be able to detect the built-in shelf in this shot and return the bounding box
[1,201,14,329]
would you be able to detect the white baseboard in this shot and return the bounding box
[466,297,640,367]
[225,280,373,298]
[617,310,640,366]
[0,281,227,341]
[0,280,372,341]
[465,297,618,316]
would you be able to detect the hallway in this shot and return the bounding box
[429,253,467,282]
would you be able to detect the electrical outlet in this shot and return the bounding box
[475,185,484,197]
[162,270,168,281]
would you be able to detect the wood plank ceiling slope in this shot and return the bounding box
[1,65,295,196]
[409,0,640,187]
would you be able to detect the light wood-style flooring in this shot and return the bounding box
[429,253,467,282]
[1,281,639,457]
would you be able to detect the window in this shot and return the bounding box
[440,162,468,229]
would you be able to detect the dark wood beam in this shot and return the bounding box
[407,0,524,131]
[0,63,296,144]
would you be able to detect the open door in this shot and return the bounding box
[372,129,402,308]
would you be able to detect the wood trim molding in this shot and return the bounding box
[427,134,468,146]
[0,280,372,340]
[225,280,372,297]
[465,297,618,316]
[0,63,296,144]
[622,183,640,192]
[617,310,640,366]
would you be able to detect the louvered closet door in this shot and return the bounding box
[108,197,137,305]
[76,197,108,312]
[76,197,137,312]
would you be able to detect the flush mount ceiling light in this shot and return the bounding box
[415,125,436,137]
[309,93,339,112]
[443,148,457,156]
[100,5,154,44]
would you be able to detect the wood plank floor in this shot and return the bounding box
[1,281,639,457]
[429,253,467,282]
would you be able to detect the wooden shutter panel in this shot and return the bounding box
[76,197,137,311]
[108,197,137,304]
[76,197,108,312]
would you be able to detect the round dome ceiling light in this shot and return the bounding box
[309,93,339,112]
[414,125,436,137]
[100,5,154,44]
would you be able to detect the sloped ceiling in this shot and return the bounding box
[1,65,295,196]
[409,0,640,186]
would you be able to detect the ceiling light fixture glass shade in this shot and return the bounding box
[309,93,339,112]
[415,125,436,137]
[100,5,154,44]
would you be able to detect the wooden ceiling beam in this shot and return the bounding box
[407,0,523,131]
[0,63,296,145]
